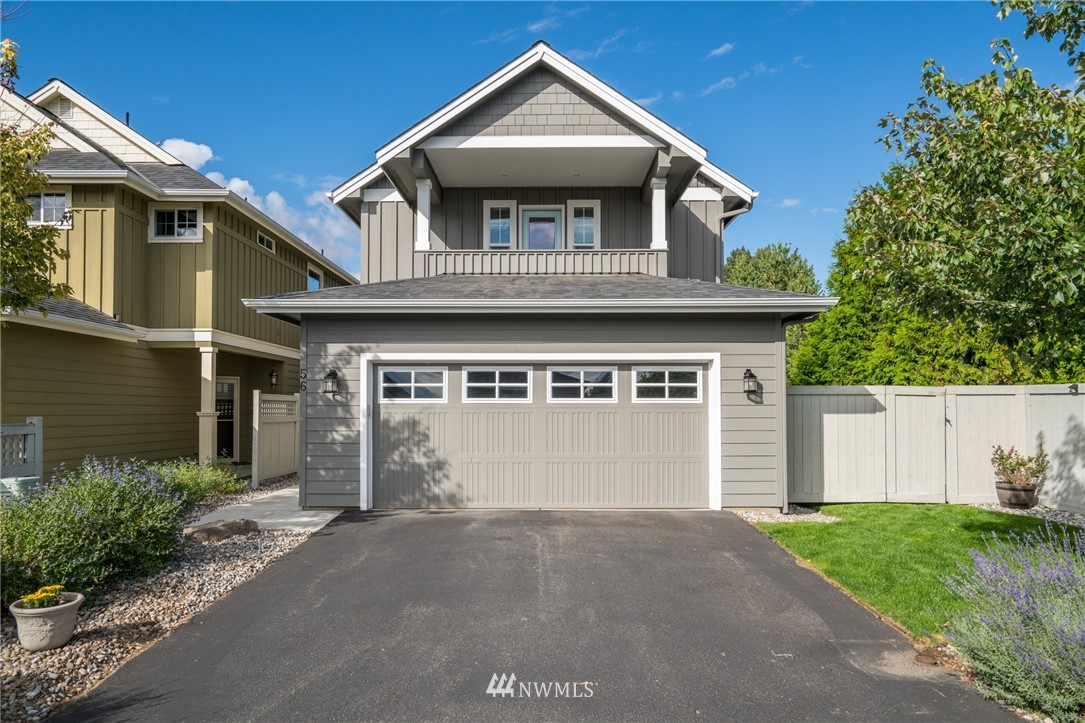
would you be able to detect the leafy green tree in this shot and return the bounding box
[854,6,1085,372]
[723,242,821,379]
[0,38,71,314]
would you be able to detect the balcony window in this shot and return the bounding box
[482,199,601,251]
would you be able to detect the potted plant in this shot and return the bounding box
[991,444,1049,509]
[8,585,85,651]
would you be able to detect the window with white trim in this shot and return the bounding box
[307,266,322,291]
[633,367,702,402]
[567,200,601,249]
[27,192,70,227]
[257,232,275,253]
[463,367,531,402]
[149,206,201,241]
[380,368,448,402]
[547,367,617,402]
[483,200,517,249]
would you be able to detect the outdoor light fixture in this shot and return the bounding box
[322,369,340,395]
[743,369,758,395]
[268,368,280,389]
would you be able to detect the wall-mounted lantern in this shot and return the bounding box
[743,369,759,395]
[268,368,280,389]
[322,369,340,395]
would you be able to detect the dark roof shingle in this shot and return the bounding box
[130,163,224,191]
[10,294,136,333]
[37,149,125,172]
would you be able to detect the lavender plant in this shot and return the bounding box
[944,524,1085,721]
[0,457,187,606]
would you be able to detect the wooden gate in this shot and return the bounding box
[252,392,299,487]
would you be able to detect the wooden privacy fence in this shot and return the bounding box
[252,391,300,488]
[787,385,1085,513]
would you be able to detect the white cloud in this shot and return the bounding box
[809,207,840,215]
[272,172,309,187]
[792,55,812,69]
[634,93,662,107]
[476,6,588,45]
[704,42,736,60]
[701,76,738,95]
[161,138,217,170]
[778,198,802,208]
[205,171,359,278]
[567,28,630,61]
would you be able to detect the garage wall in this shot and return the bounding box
[298,313,784,509]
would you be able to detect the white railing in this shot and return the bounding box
[1,416,43,495]
[252,392,299,488]
[420,249,668,277]
[786,385,1084,513]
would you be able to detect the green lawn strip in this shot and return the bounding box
[757,504,1079,639]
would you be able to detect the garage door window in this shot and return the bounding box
[547,368,617,402]
[633,367,702,402]
[463,367,531,402]
[380,367,447,402]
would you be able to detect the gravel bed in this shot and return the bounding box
[970,502,1085,529]
[185,472,298,523]
[1,529,309,722]
[732,504,840,524]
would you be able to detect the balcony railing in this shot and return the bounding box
[419,249,667,277]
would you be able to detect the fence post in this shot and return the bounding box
[251,390,261,489]
[29,416,43,482]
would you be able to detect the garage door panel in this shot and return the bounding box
[544,460,621,507]
[545,410,620,456]
[464,460,533,507]
[461,410,532,456]
[632,410,706,456]
[632,460,707,506]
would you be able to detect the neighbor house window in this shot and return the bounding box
[633,367,702,402]
[257,232,275,252]
[26,192,70,227]
[380,368,448,403]
[547,367,617,402]
[567,200,601,249]
[463,367,531,402]
[307,266,322,291]
[483,200,517,249]
[149,206,201,241]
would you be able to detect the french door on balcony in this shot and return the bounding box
[520,208,563,250]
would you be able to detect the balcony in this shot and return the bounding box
[419,249,668,277]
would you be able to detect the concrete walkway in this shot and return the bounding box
[191,486,340,532]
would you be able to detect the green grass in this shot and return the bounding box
[758,504,1081,639]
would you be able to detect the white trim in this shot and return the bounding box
[631,366,703,403]
[328,163,387,205]
[246,296,839,316]
[0,86,98,153]
[256,231,276,254]
[27,79,182,165]
[415,179,432,251]
[482,200,518,249]
[2,308,145,342]
[680,187,724,202]
[137,327,301,360]
[362,187,404,203]
[565,199,601,250]
[358,351,724,511]
[148,202,203,243]
[650,178,667,250]
[25,188,73,229]
[215,375,241,463]
[418,135,663,150]
[307,264,323,291]
[546,366,619,403]
[461,366,533,404]
[377,366,449,404]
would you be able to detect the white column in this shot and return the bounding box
[415,179,432,251]
[197,347,218,463]
[650,178,667,250]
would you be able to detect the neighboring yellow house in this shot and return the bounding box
[0,81,356,474]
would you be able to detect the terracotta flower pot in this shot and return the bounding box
[994,482,1039,509]
[8,592,85,651]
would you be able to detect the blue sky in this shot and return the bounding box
[7,1,1075,282]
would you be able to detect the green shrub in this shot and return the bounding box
[944,525,1085,722]
[148,457,245,506]
[0,457,188,605]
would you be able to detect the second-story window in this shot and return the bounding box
[307,266,322,291]
[150,206,201,241]
[567,200,600,249]
[482,199,602,251]
[27,192,71,227]
[257,232,276,253]
[483,200,517,249]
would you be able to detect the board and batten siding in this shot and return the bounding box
[297,314,784,509]
[0,324,200,472]
[50,184,116,317]
[360,190,722,283]
[113,187,149,327]
[144,202,213,329]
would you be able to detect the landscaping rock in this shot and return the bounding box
[732,504,840,524]
[183,518,259,542]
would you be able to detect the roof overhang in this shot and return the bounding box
[244,296,838,320]
[2,307,146,343]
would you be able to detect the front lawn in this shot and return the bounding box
[757,503,1080,638]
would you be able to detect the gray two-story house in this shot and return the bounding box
[246,42,835,511]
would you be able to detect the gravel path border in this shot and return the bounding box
[732,504,840,524]
[2,475,308,723]
[969,502,1085,529]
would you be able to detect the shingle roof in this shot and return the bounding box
[12,294,136,333]
[130,163,224,191]
[37,149,126,172]
[262,273,825,302]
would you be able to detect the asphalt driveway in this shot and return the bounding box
[57,511,1013,722]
